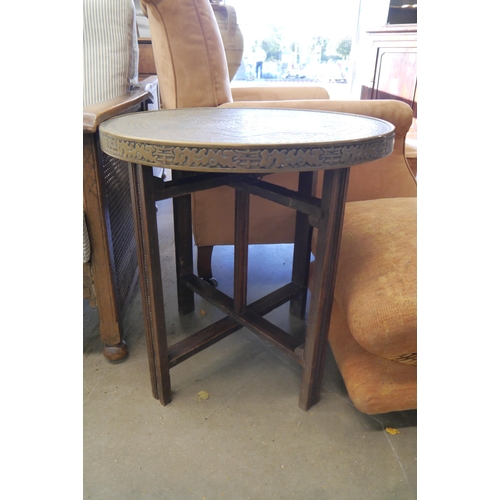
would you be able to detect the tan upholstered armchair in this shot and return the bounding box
[140,0,332,284]
[83,0,159,360]
[140,0,416,413]
[228,101,417,415]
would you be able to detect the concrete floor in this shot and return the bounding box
[83,198,417,500]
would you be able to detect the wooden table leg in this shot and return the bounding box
[129,163,172,406]
[234,188,250,314]
[172,170,195,316]
[290,171,314,321]
[299,168,350,411]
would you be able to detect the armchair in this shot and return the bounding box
[140,0,332,283]
[140,0,417,413]
[83,0,158,360]
[223,100,417,414]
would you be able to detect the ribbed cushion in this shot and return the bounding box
[83,0,138,107]
[334,197,417,361]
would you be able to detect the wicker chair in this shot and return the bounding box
[83,0,157,360]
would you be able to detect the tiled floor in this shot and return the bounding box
[83,198,417,499]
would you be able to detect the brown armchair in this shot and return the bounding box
[222,102,417,415]
[140,0,332,284]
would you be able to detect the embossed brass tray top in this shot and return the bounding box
[99,108,395,172]
[98,107,395,411]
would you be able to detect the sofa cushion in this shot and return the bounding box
[334,197,417,361]
[328,300,417,415]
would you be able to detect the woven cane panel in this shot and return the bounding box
[102,152,137,309]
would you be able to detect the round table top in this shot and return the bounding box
[99,108,395,173]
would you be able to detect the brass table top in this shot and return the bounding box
[99,108,395,173]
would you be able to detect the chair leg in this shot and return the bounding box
[103,339,128,361]
[84,133,128,361]
[290,172,314,320]
[197,245,218,287]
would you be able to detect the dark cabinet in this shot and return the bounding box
[360,24,417,172]
[360,24,416,131]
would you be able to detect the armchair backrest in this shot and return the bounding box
[83,0,139,106]
[140,0,233,109]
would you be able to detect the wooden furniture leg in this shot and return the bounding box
[129,163,172,405]
[234,188,250,314]
[83,133,128,360]
[289,171,314,321]
[299,168,350,411]
[197,245,215,283]
[172,170,196,315]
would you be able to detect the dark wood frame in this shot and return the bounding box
[360,24,417,149]
[129,166,350,411]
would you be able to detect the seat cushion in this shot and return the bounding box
[334,197,417,362]
[329,300,417,415]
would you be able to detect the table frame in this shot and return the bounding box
[129,164,349,411]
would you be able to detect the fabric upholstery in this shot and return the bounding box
[83,0,139,107]
[334,198,417,360]
[222,99,417,202]
[328,300,417,415]
[195,99,417,248]
[139,0,329,247]
[83,0,140,264]
[140,0,233,109]
[192,172,299,246]
[322,197,417,414]
[231,85,330,101]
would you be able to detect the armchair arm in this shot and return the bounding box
[220,99,416,200]
[231,85,330,102]
[83,87,151,133]
[220,98,413,138]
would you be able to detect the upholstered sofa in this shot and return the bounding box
[226,100,417,415]
[309,196,417,415]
